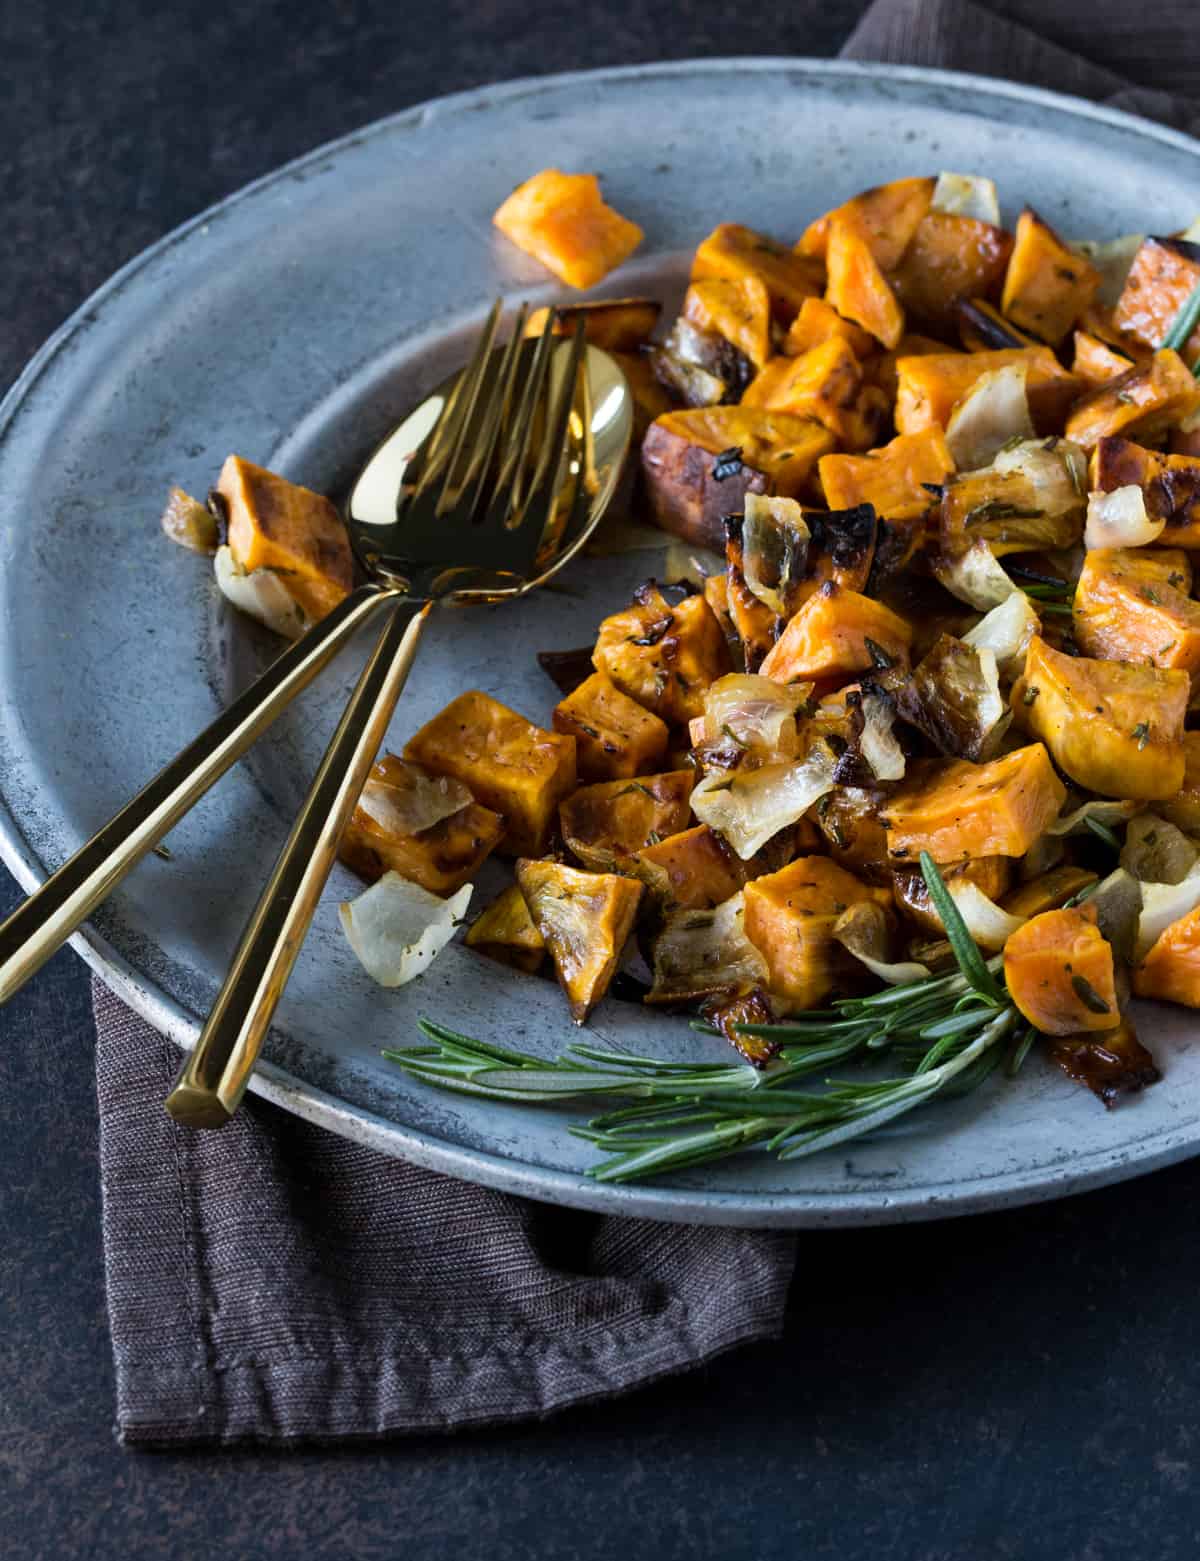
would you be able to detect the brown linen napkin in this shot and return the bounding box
[95,0,1199,1447]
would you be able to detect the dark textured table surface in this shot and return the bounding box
[5,3,1200,1557]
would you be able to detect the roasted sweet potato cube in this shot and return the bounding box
[1065,349,1200,451]
[743,856,891,1013]
[404,691,576,857]
[1113,236,1200,362]
[818,428,954,522]
[591,584,729,724]
[217,455,353,622]
[889,212,1013,335]
[869,331,953,406]
[1091,436,1200,548]
[1161,731,1200,833]
[524,297,661,352]
[1004,904,1120,1036]
[682,276,771,369]
[559,770,695,871]
[797,176,935,271]
[894,347,1078,436]
[640,407,835,551]
[464,883,545,974]
[784,296,876,358]
[515,859,643,1023]
[1134,902,1200,1007]
[552,671,669,782]
[759,583,912,684]
[1072,330,1135,388]
[742,338,864,440]
[492,169,642,289]
[692,223,824,322]
[338,755,505,896]
[825,219,905,349]
[1074,548,1200,687]
[878,744,1067,865]
[892,856,1013,935]
[955,298,1041,352]
[1001,865,1099,920]
[1013,635,1187,800]
[627,823,748,911]
[1000,207,1100,345]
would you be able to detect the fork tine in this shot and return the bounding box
[509,317,587,539]
[441,300,529,522]
[406,298,502,508]
[488,310,559,521]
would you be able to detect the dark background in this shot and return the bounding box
[4,3,1200,1557]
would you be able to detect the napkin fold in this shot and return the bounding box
[96,0,1198,1446]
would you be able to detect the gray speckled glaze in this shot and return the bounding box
[3,60,1200,1227]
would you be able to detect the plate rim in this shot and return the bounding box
[4,55,1200,1227]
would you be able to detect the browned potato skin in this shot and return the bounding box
[552,671,670,782]
[559,770,695,871]
[404,691,576,858]
[515,859,643,1023]
[339,757,505,896]
[464,884,545,974]
[640,420,770,551]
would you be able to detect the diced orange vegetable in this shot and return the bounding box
[1000,207,1100,345]
[217,455,353,622]
[628,823,747,911]
[464,883,545,974]
[640,407,835,551]
[818,428,954,522]
[552,671,670,782]
[1004,904,1121,1036]
[524,297,660,351]
[797,176,935,270]
[1091,435,1200,547]
[559,770,695,871]
[338,755,505,896]
[515,859,642,1023]
[839,385,893,454]
[683,276,772,369]
[492,169,642,289]
[1013,635,1187,800]
[955,298,1041,352]
[892,857,1013,935]
[1161,730,1200,833]
[692,223,824,322]
[1073,548,1200,688]
[404,691,576,857]
[1071,330,1135,388]
[1134,901,1200,1007]
[743,856,892,1013]
[879,744,1067,865]
[1064,349,1200,451]
[824,219,905,349]
[1112,236,1200,361]
[758,583,912,683]
[889,212,1014,335]
[894,347,1079,436]
[783,296,876,358]
[1001,865,1099,920]
[741,338,863,439]
[870,331,953,405]
[591,584,730,724]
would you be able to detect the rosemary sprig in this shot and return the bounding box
[385,856,1025,1184]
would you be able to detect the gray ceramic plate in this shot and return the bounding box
[3,59,1200,1227]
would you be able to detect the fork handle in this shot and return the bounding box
[0,580,400,1004]
[165,600,429,1128]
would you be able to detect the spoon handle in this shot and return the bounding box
[165,600,430,1128]
[0,581,396,1004]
